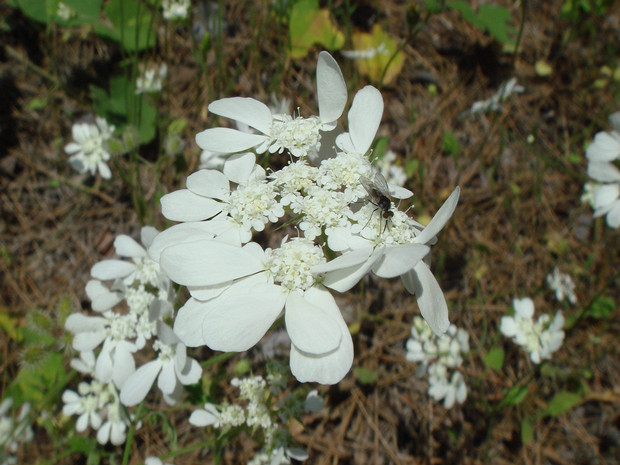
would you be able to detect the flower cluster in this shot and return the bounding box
[149,51,460,385]
[500,298,565,364]
[0,398,34,465]
[190,363,323,464]
[162,0,190,20]
[63,227,201,444]
[65,117,115,179]
[546,267,577,305]
[136,64,168,94]
[405,316,469,409]
[583,111,620,228]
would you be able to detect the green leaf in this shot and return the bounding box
[8,0,49,23]
[542,391,582,417]
[95,0,156,52]
[448,1,516,44]
[289,0,344,59]
[502,384,528,407]
[521,418,534,443]
[483,347,504,371]
[6,353,71,407]
[354,367,378,385]
[442,130,460,155]
[585,296,614,320]
[370,137,389,160]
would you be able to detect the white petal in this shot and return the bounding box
[606,200,620,228]
[371,244,430,278]
[157,362,177,394]
[147,222,216,262]
[160,189,223,222]
[285,290,342,355]
[201,283,286,352]
[586,131,620,162]
[587,161,620,183]
[160,240,264,286]
[85,280,122,312]
[73,331,106,352]
[413,186,460,245]
[189,281,231,301]
[312,247,374,273]
[177,358,201,385]
[157,321,180,345]
[186,170,230,200]
[348,86,383,155]
[98,162,112,180]
[208,97,273,134]
[290,289,353,384]
[91,260,136,280]
[189,407,218,427]
[120,360,162,406]
[317,51,347,125]
[318,248,384,293]
[195,127,267,153]
[140,226,159,249]
[65,313,106,333]
[223,152,257,185]
[110,421,126,445]
[405,261,450,335]
[389,184,414,200]
[173,298,208,347]
[95,348,113,383]
[113,235,146,258]
[335,132,356,154]
[112,341,136,389]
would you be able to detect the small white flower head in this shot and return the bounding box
[427,364,467,409]
[0,398,34,460]
[546,267,577,305]
[501,298,565,363]
[195,52,347,159]
[136,64,168,94]
[584,114,620,228]
[405,317,469,409]
[264,237,326,292]
[375,150,407,187]
[162,0,190,20]
[119,322,202,407]
[65,117,115,179]
[62,381,129,445]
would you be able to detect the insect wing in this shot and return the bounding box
[371,169,392,198]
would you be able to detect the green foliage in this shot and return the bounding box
[442,130,460,156]
[288,0,344,59]
[501,384,528,407]
[91,75,157,144]
[8,0,101,26]
[561,0,614,23]
[483,347,504,371]
[354,366,378,385]
[95,0,156,52]
[448,1,516,45]
[371,136,390,161]
[520,418,534,443]
[541,390,583,417]
[584,295,614,319]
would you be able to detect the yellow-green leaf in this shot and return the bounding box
[289,0,344,59]
[351,25,404,85]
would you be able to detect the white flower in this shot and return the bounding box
[136,64,168,94]
[469,78,524,114]
[501,298,565,363]
[162,0,190,20]
[65,117,115,179]
[162,237,354,384]
[145,457,174,465]
[375,150,407,187]
[159,152,280,244]
[195,52,347,159]
[120,322,202,406]
[65,312,137,388]
[584,114,620,228]
[0,398,34,461]
[427,364,467,409]
[546,267,577,305]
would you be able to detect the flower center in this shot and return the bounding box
[264,238,325,292]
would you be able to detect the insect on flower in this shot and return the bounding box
[360,168,394,232]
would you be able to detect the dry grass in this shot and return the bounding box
[1,1,619,464]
